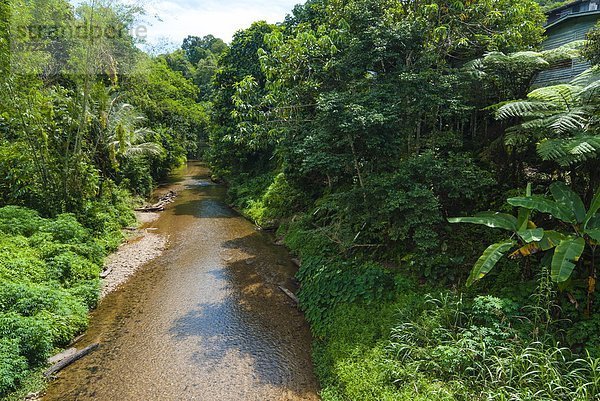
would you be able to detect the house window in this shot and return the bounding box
[591,0,599,11]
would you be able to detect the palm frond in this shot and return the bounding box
[124,142,164,157]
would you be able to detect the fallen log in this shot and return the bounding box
[135,191,177,212]
[68,334,85,346]
[47,348,77,365]
[135,204,165,213]
[278,286,299,305]
[44,343,99,378]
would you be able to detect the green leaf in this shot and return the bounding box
[467,241,515,287]
[448,212,517,232]
[587,215,600,229]
[516,183,533,231]
[584,188,600,228]
[537,230,568,251]
[507,196,576,224]
[518,228,544,243]
[517,207,531,231]
[585,229,600,242]
[550,182,586,223]
[551,237,586,282]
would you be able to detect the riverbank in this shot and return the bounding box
[40,162,318,401]
[1,189,173,401]
[100,212,166,298]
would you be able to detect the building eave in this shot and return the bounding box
[545,9,600,29]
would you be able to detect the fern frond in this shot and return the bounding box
[549,110,588,134]
[571,66,600,87]
[568,136,600,156]
[579,80,600,103]
[528,85,580,107]
[537,135,600,166]
[537,138,575,165]
[541,41,583,64]
[496,101,554,120]
[504,129,532,148]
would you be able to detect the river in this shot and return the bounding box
[43,162,319,401]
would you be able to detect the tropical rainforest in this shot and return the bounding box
[1,0,600,399]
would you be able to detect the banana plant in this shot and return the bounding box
[449,182,600,287]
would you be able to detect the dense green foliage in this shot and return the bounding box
[2,0,600,398]
[0,205,131,394]
[0,0,213,396]
[206,0,600,399]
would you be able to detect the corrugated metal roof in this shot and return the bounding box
[547,0,586,15]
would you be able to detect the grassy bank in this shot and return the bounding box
[276,219,600,400]
[217,169,600,401]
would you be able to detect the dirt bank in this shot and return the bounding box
[100,211,167,298]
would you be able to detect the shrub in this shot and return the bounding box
[45,251,101,285]
[0,207,42,237]
[388,293,600,400]
[67,281,101,309]
[0,282,88,345]
[33,239,105,270]
[0,237,48,283]
[297,257,395,335]
[39,214,91,244]
[0,339,28,396]
[0,313,52,365]
[246,173,306,227]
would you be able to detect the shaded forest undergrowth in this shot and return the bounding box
[208,0,600,399]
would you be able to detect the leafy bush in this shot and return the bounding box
[67,281,101,309]
[0,207,42,237]
[0,237,48,283]
[0,313,53,366]
[0,282,88,345]
[0,339,28,395]
[296,256,396,335]
[0,205,119,395]
[39,214,91,244]
[77,182,135,251]
[45,251,101,285]
[33,239,105,272]
[282,218,336,259]
[246,172,306,227]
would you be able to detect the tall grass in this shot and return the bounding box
[388,294,600,400]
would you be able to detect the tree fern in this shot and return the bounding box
[496,67,600,166]
[537,135,600,166]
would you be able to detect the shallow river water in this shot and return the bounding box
[43,163,319,401]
